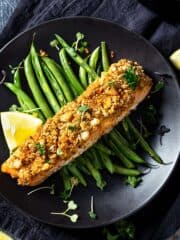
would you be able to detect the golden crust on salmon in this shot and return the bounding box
[1,59,152,186]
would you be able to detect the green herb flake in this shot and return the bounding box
[57,148,63,156]
[108,80,116,88]
[36,143,46,155]
[123,66,139,90]
[45,159,51,164]
[78,105,89,113]
[68,125,77,131]
[152,80,165,93]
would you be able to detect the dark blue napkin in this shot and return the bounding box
[0,1,180,239]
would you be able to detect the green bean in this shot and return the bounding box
[41,60,66,107]
[60,167,72,192]
[55,34,98,79]
[24,54,53,119]
[113,128,130,147]
[13,64,22,88]
[108,139,135,169]
[94,142,112,155]
[113,164,141,176]
[30,43,60,113]
[109,131,145,164]
[77,156,91,175]
[41,56,73,102]
[79,57,88,88]
[99,151,114,174]
[86,149,102,170]
[121,119,135,147]
[101,41,110,71]
[4,82,45,121]
[67,163,87,187]
[13,66,28,110]
[59,48,84,95]
[96,62,102,76]
[88,46,100,83]
[82,157,106,190]
[126,117,163,164]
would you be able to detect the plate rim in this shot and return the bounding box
[0,16,180,229]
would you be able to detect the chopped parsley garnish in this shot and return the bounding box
[125,176,142,188]
[123,67,139,90]
[78,105,89,113]
[68,125,77,131]
[152,80,165,93]
[57,148,63,156]
[36,143,46,155]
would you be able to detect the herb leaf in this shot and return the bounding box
[57,148,63,156]
[144,104,157,125]
[103,220,135,240]
[88,211,97,219]
[124,67,139,90]
[152,80,165,93]
[125,176,142,188]
[68,200,78,210]
[78,105,89,113]
[68,125,77,131]
[72,32,88,53]
[36,143,46,155]
[9,104,23,112]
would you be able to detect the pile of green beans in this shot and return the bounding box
[4,33,162,197]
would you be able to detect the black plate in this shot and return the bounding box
[0,17,180,229]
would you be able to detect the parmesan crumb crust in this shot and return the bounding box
[2,59,152,186]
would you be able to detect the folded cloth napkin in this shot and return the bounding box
[0,0,180,240]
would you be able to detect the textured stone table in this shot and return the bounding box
[0,0,19,32]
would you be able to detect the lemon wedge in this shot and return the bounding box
[1,112,43,152]
[169,49,180,70]
[0,231,13,240]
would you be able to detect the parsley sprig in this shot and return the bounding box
[72,32,88,53]
[124,67,139,90]
[88,195,97,219]
[51,200,79,223]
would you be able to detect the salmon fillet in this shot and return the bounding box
[1,59,152,186]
